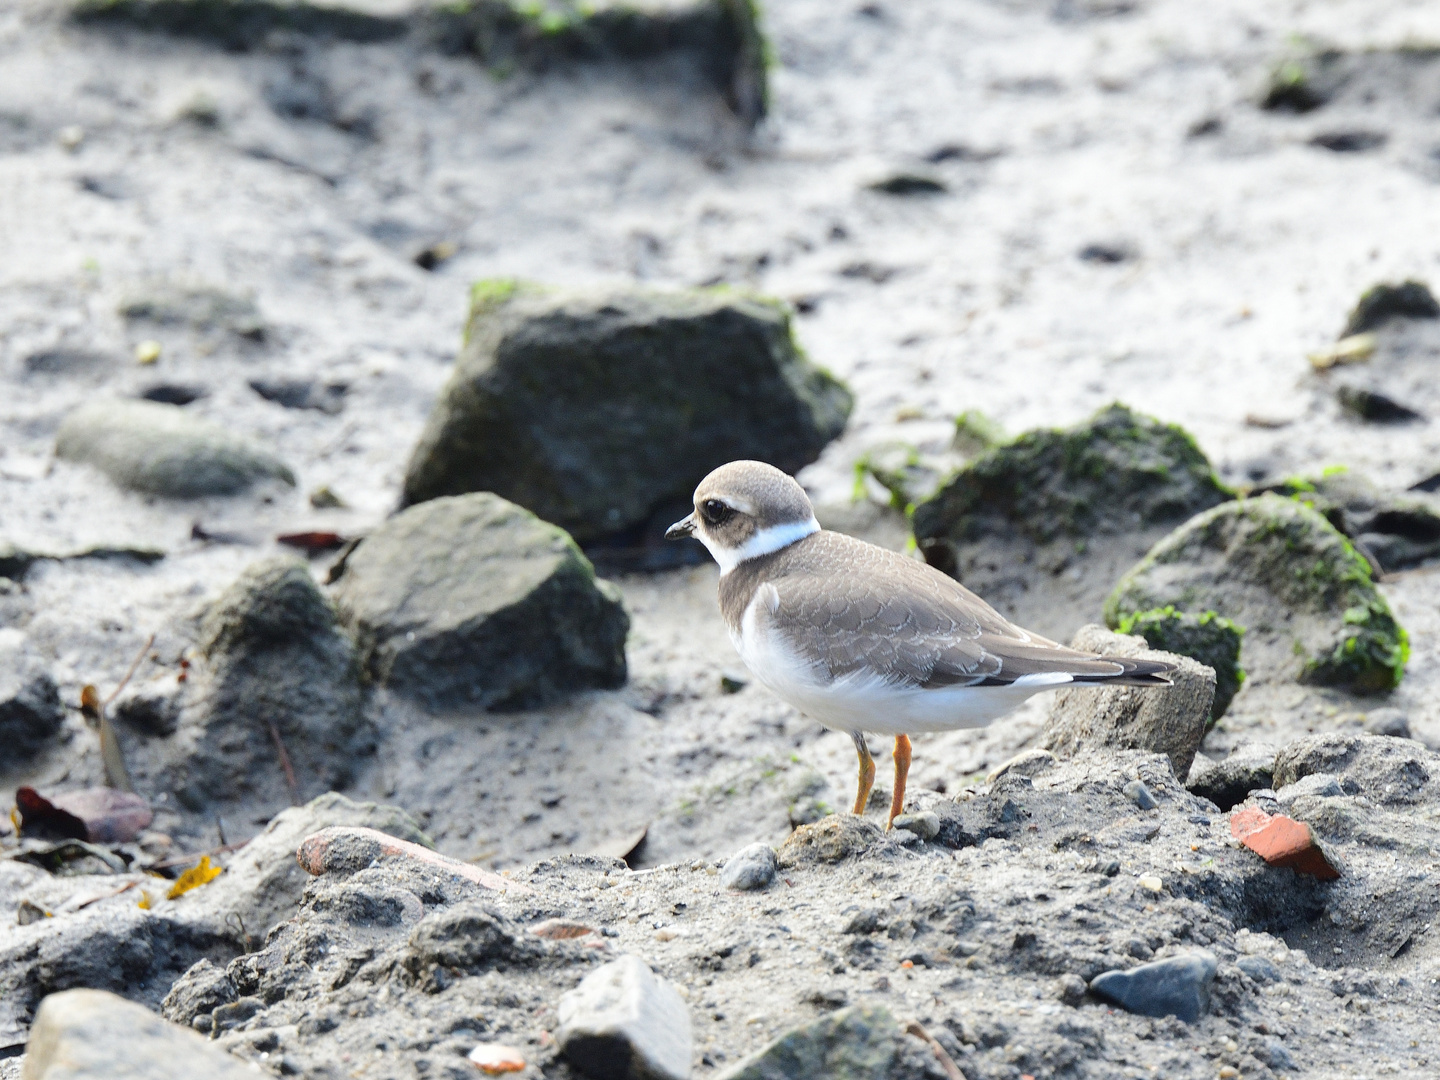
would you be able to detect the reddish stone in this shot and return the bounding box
[1229,808,1339,880]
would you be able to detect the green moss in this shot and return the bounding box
[952,409,1006,456]
[913,403,1233,546]
[1112,606,1245,724]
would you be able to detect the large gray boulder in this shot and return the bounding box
[55,399,293,498]
[23,988,255,1080]
[332,493,629,709]
[1043,625,1215,780]
[158,559,366,812]
[400,284,851,545]
[911,404,1232,641]
[1106,494,1408,695]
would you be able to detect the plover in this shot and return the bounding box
[667,460,1175,828]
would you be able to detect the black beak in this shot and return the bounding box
[665,513,697,541]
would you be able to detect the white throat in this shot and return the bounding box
[704,517,820,575]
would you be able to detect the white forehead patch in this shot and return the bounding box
[701,517,820,575]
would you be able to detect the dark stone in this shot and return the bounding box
[719,1004,897,1080]
[0,639,62,760]
[140,383,207,406]
[1259,470,1440,572]
[1336,385,1423,423]
[1089,951,1216,1023]
[1077,242,1134,264]
[158,558,366,810]
[332,492,628,710]
[400,283,851,545]
[867,173,946,195]
[1342,280,1440,337]
[1309,130,1387,153]
[249,378,347,415]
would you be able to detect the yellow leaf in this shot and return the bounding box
[137,890,151,910]
[167,855,223,899]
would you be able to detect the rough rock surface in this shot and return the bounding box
[400,284,852,546]
[718,1003,897,1079]
[911,404,1233,640]
[556,954,693,1080]
[332,492,629,709]
[1089,952,1217,1024]
[54,399,294,498]
[155,558,367,813]
[1106,493,1408,695]
[22,987,256,1080]
[1043,625,1216,779]
[1272,731,1436,805]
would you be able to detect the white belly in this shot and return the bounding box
[732,588,1062,736]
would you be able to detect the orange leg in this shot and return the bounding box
[887,734,912,829]
[851,731,876,815]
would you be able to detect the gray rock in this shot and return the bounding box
[1276,772,1346,806]
[55,399,294,498]
[159,558,365,811]
[1341,279,1440,336]
[1109,606,1245,722]
[556,954,692,1080]
[400,284,851,545]
[720,842,778,891]
[718,1003,896,1080]
[1364,707,1412,739]
[777,815,883,868]
[1043,625,1215,779]
[1273,732,1437,806]
[1088,951,1217,1024]
[1236,954,1281,985]
[890,811,941,840]
[1186,741,1277,811]
[117,281,265,339]
[911,404,1231,640]
[332,493,628,710]
[0,632,62,761]
[22,988,255,1079]
[1109,494,1408,695]
[178,792,429,940]
[1122,779,1158,810]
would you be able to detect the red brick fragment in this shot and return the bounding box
[1229,808,1339,880]
[296,825,528,894]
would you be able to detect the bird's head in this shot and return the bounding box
[666,460,819,574]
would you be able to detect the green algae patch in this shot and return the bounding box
[912,403,1232,548]
[1106,494,1407,695]
[1112,606,1244,724]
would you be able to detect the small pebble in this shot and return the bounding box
[720,842,778,892]
[1123,779,1158,810]
[1137,875,1164,894]
[1218,1067,1239,1079]
[890,811,940,840]
[467,1043,525,1074]
[135,340,162,365]
[58,124,85,150]
[309,485,346,509]
[720,672,748,694]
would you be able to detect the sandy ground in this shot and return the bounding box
[4,0,1440,870]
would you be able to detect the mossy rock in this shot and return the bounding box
[331,492,629,709]
[1259,469,1440,572]
[1112,606,1244,723]
[73,0,768,122]
[909,404,1232,640]
[1341,280,1440,338]
[718,1004,898,1080]
[402,283,850,546]
[1106,494,1407,696]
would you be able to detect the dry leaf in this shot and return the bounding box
[167,855,224,899]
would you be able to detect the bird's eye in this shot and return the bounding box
[700,499,734,526]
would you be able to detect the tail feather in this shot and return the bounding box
[1071,656,1175,687]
